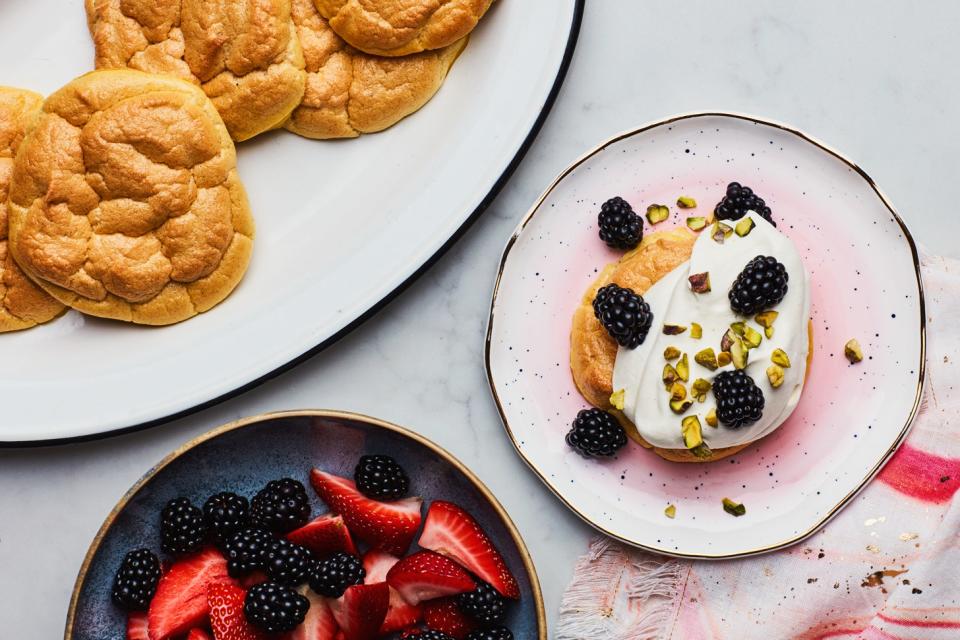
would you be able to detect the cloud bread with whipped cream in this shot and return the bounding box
[571,215,813,463]
[7,70,254,326]
[85,0,306,141]
[0,88,66,332]
[313,0,492,57]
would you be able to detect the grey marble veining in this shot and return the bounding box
[3,1,960,637]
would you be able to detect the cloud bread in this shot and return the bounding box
[7,70,254,326]
[0,88,66,332]
[285,0,466,139]
[313,0,493,57]
[85,0,307,141]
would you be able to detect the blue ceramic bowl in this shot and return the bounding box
[65,410,545,639]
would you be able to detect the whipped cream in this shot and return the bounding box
[611,212,810,450]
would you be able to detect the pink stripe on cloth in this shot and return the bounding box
[558,253,960,640]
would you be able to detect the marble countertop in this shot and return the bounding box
[3,1,960,637]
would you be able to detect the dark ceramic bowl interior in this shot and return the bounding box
[66,411,544,639]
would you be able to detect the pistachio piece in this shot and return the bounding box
[670,398,693,414]
[754,310,779,328]
[690,322,703,339]
[610,388,626,410]
[690,443,713,459]
[681,415,703,448]
[646,204,669,225]
[691,378,712,402]
[734,217,755,237]
[688,272,711,293]
[663,346,681,361]
[730,321,746,336]
[664,504,677,519]
[676,353,690,381]
[722,498,746,517]
[711,221,733,244]
[686,216,707,231]
[663,363,680,388]
[677,196,697,209]
[694,347,718,370]
[730,337,748,369]
[771,348,791,368]
[669,382,687,402]
[845,339,864,364]
[717,351,732,367]
[705,407,718,427]
[720,329,736,352]
[742,325,763,349]
[663,324,687,335]
[764,326,775,339]
[767,364,785,388]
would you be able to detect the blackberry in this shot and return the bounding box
[243,582,309,634]
[111,549,161,611]
[223,527,274,578]
[592,283,653,348]
[467,628,514,640]
[597,196,643,249]
[203,492,250,545]
[250,478,311,534]
[407,632,455,640]
[264,539,314,586]
[160,497,206,556]
[565,408,627,458]
[308,551,365,597]
[728,255,789,315]
[712,370,765,428]
[354,455,410,501]
[714,182,775,226]
[457,582,506,625]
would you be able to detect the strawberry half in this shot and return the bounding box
[287,514,358,557]
[187,630,213,640]
[385,550,476,605]
[310,469,422,556]
[290,589,338,640]
[328,583,389,640]
[363,550,422,634]
[418,501,520,599]
[207,582,267,640]
[148,547,232,640]
[127,612,149,640]
[422,598,478,640]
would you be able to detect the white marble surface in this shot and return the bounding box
[3,1,960,637]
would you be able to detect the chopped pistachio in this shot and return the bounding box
[686,216,707,231]
[734,217,756,237]
[690,322,703,339]
[677,196,697,209]
[741,325,763,349]
[663,324,687,335]
[676,353,690,381]
[690,443,713,459]
[765,325,775,339]
[664,504,677,519]
[720,329,736,352]
[681,415,703,448]
[717,351,732,367]
[691,378,712,402]
[663,346,681,361]
[688,272,711,293]
[694,347,718,370]
[669,382,687,402]
[663,363,680,388]
[730,322,746,336]
[610,389,626,410]
[711,221,733,244]
[722,498,746,517]
[646,204,669,225]
[670,398,693,414]
[705,407,718,427]
[767,364,785,388]
[845,339,864,364]
[771,348,791,368]
[754,310,779,328]
[730,337,748,369]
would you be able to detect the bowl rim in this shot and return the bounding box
[63,409,547,639]
[484,110,927,560]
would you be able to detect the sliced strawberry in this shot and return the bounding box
[289,589,338,640]
[310,470,422,556]
[423,598,479,640]
[363,550,422,634]
[385,551,475,605]
[187,630,213,640]
[127,612,149,640]
[287,514,358,557]
[418,501,520,599]
[148,547,232,640]
[207,582,267,640]
[328,583,389,640]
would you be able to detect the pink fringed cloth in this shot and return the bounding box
[557,253,960,640]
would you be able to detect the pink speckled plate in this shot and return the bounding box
[485,113,925,559]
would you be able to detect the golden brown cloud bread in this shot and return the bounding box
[313,0,492,57]
[285,0,465,139]
[7,70,254,326]
[85,0,306,141]
[0,88,66,332]
[569,228,814,463]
